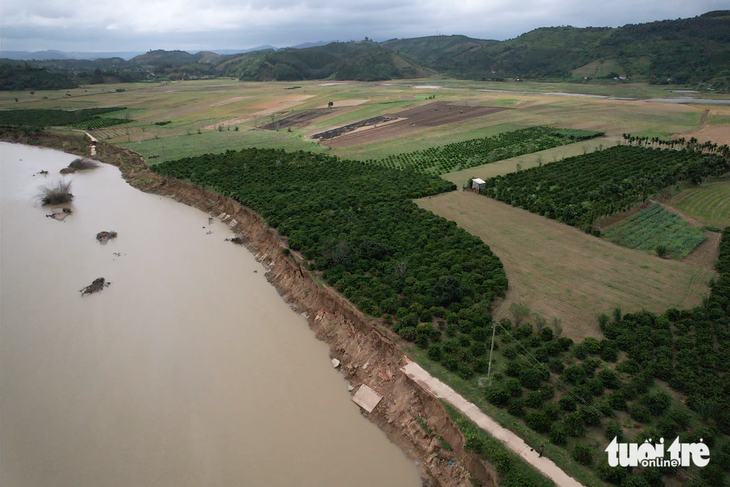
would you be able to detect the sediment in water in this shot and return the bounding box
[1,129,499,487]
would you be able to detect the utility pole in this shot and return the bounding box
[486,321,497,385]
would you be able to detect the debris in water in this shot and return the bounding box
[34,170,49,177]
[46,207,73,221]
[208,217,214,225]
[225,237,244,244]
[96,231,118,244]
[80,277,110,296]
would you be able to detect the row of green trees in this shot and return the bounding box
[479,146,729,229]
[0,107,128,129]
[153,148,507,325]
[457,229,730,486]
[366,127,602,175]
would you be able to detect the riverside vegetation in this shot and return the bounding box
[152,131,730,486]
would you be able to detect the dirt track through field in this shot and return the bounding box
[324,102,508,148]
[418,191,714,340]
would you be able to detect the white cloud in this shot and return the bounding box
[1,0,727,52]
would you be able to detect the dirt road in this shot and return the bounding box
[402,361,584,487]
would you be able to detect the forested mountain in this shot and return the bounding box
[220,41,431,81]
[2,11,728,90]
[0,63,79,91]
[382,11,730,88]
[381,35,497,72]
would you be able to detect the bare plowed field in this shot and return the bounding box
[324,102,509,148]
[418,191,714,340]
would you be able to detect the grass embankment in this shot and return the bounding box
[417,191,714,340]
[442,402,556,487]
[602,204,706,259]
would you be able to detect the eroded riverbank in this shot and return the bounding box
[1,141,424,487]
[0,132,498,487]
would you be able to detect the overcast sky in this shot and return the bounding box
[2,0,729,53]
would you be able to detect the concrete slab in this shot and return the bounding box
[352,384,382,413]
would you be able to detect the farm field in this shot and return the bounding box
[479,145,729,228]
[601,203,707,259]
[667,180,730,229]
[323,102,510,148]
[1,78,728,164]
[364,127,600,175]
[442,137,617,185]
[417,191,714,340]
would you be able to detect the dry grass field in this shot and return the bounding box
[417,191,715,340]
[666,181,730,229]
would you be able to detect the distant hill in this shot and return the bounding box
[223,41,432,81]
[2,11,728,90]
[1,50,143,61]
[0,63,79,90]
[388,11,730,89]
[381,35,498,71]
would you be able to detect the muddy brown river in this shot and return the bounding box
[0,143,420,487]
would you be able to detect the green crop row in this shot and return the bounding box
[68,118,133,130]
[364,127,603,175]
[603,204,706,259]
[0,107,128,128]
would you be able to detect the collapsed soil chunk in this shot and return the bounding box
[80,277,110,296]
[96,231,118,244]
[60,158,100,174]
[225,237,244,244]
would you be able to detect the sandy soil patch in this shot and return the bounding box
[418,191,713,340]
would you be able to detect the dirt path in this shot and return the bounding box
[402,361,584,487]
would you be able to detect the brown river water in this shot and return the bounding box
[0,143,421,487]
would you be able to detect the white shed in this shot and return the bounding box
[472,178,486,191]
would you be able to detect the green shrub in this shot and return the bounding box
[572,445,594,466]
[629,403,652,423]
[549,423,567,446]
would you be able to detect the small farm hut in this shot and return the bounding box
[471,178,486,192]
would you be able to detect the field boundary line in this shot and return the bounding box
[401,361,584,487]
